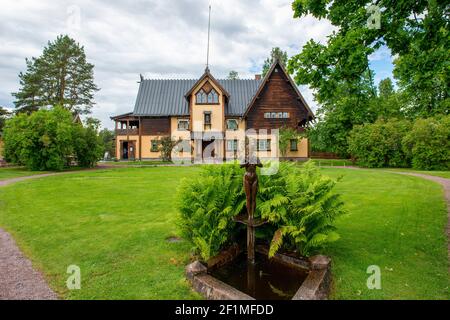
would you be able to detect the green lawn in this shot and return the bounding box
[0,167,49,181]
[0,166,447,300]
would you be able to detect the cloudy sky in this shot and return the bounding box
[0,0,394,129]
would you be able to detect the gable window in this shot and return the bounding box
[204,112,211,130]
[226,119,238,131]
[257,139,271,152]
[290,139,298,151]
[196,89,207,104]
[226,139,238,152]
[208,89,219,104]
[177,119,190,131]
[151,140,159,152]
[196,88,219,104]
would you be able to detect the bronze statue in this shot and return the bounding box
[241,159,263,264]
[241,159,263,222]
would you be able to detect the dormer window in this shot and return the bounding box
[196,88,219,104]
[196,89,207,104]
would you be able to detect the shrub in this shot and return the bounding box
[258,162,346,257]
[177,164,245,261]
[2,106,103,170]
[74,123,103,167]
[348,119,412,168]
[3,106,75,170]
[403,116,450,170]
[177,161,345,260]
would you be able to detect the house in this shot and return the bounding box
[111,60,314,162]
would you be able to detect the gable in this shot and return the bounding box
[245,61,314,130]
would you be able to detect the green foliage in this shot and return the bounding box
[227,71,239,80]
[348,119,412,168]
[177,164,245,261]
[73,123,103,168]
[177,162,345,260]
[262,47,288,77]
[98,128,116,158]
[279,127,302,157]
[258,162,346,257]
[403,116,450,170]
[159,136,182,162]
[0,106,12,134]
[290,0,449,117]
[12,35,99,115]
[2,106,102,170]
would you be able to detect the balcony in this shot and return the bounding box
[116,128,139,136]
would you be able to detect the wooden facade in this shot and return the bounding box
[112,60,314,161]
[246,67,310,131]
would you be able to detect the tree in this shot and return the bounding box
[262,47,288,77]
[0,107,11,134]
[279,127,302,157]
[12,35,99,115]
[98,128,116,158]
[227,71,239,80]
[73,121,103,168]
[159,136,181,162]
[2,106,102,170]
[375,78,403,119]
[289,0,448,117]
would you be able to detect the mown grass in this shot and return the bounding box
[0,166,447,300]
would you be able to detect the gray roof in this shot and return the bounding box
[133,79,263,117]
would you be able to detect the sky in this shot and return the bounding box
[0,0,395,129]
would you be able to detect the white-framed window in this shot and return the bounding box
[271,112,276,119]
[177,119,190,131]
[264,113,271,119]
[283,112,290,118]
[226,119,238,131]
[278,112,283,119]
[257,139,271,151]
[226,139,238,152]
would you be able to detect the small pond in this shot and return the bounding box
[209,253,309,300]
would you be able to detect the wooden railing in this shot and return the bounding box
[116,129,139,136]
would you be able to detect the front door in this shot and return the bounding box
[202,139,215,160]
[122,141,136,160]
[122,141,129,160]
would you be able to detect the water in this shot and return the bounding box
[209,253,309,300]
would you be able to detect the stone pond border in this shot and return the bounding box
[186,244,332,300]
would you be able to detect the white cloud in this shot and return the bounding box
[0,0,337,128]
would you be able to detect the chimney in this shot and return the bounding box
[255,74,262,80]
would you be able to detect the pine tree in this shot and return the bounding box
[12,35,99,115]
[262,47,288,77]
[227,71,239,80]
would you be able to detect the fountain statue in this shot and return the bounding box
[240,159,263,264]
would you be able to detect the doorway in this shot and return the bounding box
[121,141,136,160]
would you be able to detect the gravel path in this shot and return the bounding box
[0,228,57,300]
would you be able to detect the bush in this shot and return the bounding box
[348,119,412,168]
[403,116,450,170]
[177,161,345,260]
[2,106,103,170]
[258,162,346,257]
[177,164,245,261]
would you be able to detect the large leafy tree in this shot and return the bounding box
[262,47,288,77]
[0,107,11,134]
[289,0,449,117]
[12,35,99,115]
